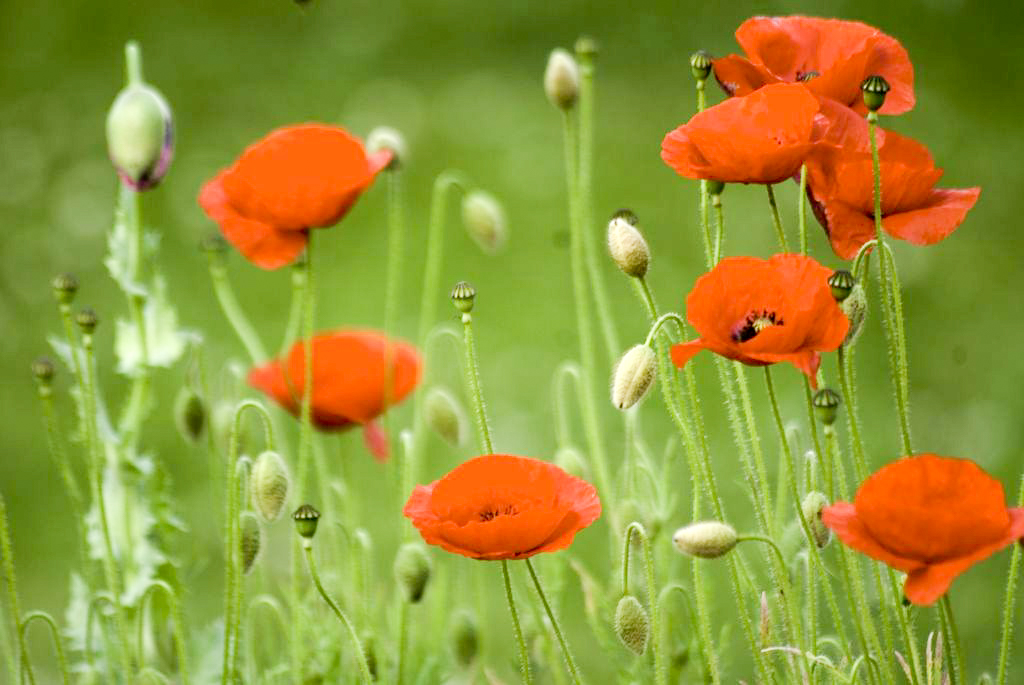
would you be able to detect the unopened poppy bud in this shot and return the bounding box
[174,387,206,445]
[361,630,378,680]
[32,357,56,384]
[827,270,855,301]
[424,386,466,446]
[554,446,587,480]
[813,389,841,426]
[861,75,890,113]
[707,180,725,196]
[614,594,650,655]
[450,610,479,667]
[251,450,291,523]
[840,284,868,347]
[292,504,320,539]
[801,491,831,548]
[611,345,657,410]
[672,521,738,559]
[461,189,508,255]
[52,273,79,305]
[394,542,431,603]
[607,211,650,279]
[239,512,261,574]
[689,50,713,81]
[76,308,99,335]
[106,83,174,191]
[544,48,580,110]
[450,281,476,314]
[366,126,406,170]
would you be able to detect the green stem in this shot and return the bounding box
[996,474,1024,685]
[460,311,493,454]
[418,171,467,344]
[798,165,808,255]
[117,184,151,446]
[551,362,582,448]
[711,192,724,264]
[124,41,143,86]
[0,494,26,685]
[940,596,965,685]
[245,596,290,680]
[296,236,316,498]
[766,184,788,252]
[622,523,666,685]
[302,544,373,685]
[525,559,582,685]
[135,581,189,685]
[502,560,533,685]
[19,611,70,685]
[278,258,308,358]
[384,169,405,339]
[206,253,268,364]
[396,601,409,685]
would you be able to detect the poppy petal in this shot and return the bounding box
[670,340,705,368]
[883,187,981,247]
[822,501,922,573]
[363,421,390,462]
[712,54,776,97]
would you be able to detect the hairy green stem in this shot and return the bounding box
[136,581,189,685]
[798,165,808,255]
[206,253,268,364]
[997,474,1024,685]
[766,184,788,252]
[0,495,26,684]
[711,192,724,264]
[940,596,965,685]
[526,558,583,685]
[460,311,493,454]
[502,560,533,685]
[622,522,665,685]
[279,258,308,358]
[19,611,70,685]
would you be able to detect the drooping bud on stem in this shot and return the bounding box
[611,344,657,410]
[450,281,476,314]
[76,308,99,335]
[461,190,508,255]
[174,387,206,445]
[366,126,406,170]
[672,521,738,559]
[607,210,650,279]
[52,273,79,306]
[614,594,650,655]
[827,270,855,301]
[801,492,832,548]
[840,283,868,348]
[251,450,291,523]
[689,50,713,81]
[292,503,320,540]
[424,386,467,446]
[812,389,841,426]
[861,74,891,113]
[239,512,261,574]
[450,610,479,667]
[544,48,580,110]
[394,542,431,603]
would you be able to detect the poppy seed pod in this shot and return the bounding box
[174,387,206,445]
[31,357,55,384]
[812,389,841,426]
[614,594,650,655]
[450,281,476,314]
[461,190,508,255]
[424,386,467,446]
[607,212,650,279]
[801,491,832,548]
[394,542,431,603]
[51,273,79,305]
[544,48,580,110]
[450,610,479,667]
[861,74,891,113]
[106,83,174,191]
[840,284,868,348]
[76,308,99,335]
[672,521,738,559]
[239,512,261,574]
[251,451,291,523]
[689,50,713,80]
[828,270,855,301]
[366,126,406,170]
[292,504,320,539]
[611,345,657,410]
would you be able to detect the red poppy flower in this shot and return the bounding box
[670,254,848,386]
[661,83,821,184]
[823,454,1024,605]
[805,128,981,259]
[248,330,420,460]
[199,124,392,270]
[403,454,601,560]
[713,16,915,116]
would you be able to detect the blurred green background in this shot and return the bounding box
[3,0,1024,681]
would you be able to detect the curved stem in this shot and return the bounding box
[525,559,582,685]
[418,171,468,345]
[302,544,373,684]
[735,535,788,575]
[246,595,290,681]
[19,611,70,685]
[766,184,788,252]
[551,361,583,448]
[136,581,189,685]
[206,253,268,364]
[643,312,687,347]
[502,560,533,685]
[622,523,665,685]
[996,474,1024,685]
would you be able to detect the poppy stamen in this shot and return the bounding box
[732,309,784,343]
[480,504,519,522]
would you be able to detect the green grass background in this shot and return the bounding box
[2,0,1023,681]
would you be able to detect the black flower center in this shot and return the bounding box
[731,309,784,343]
[479,503,519,522]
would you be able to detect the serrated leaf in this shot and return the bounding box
[114,275,193,375]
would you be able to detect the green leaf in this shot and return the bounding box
[114,275,195,375]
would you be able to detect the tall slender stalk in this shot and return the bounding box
[0,494,26,684]
[997,474,1024,685]
[526,559,583,685]
[205,248,269,364]
[766,184,788,252]
[797,165,808,256]
[940,596,965,685]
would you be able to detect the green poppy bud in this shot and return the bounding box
[174,387,206,445]
[251,450,291,523]
[240,512,261,574]
[394,542,431,603]
[840,283,868,348]
[450,281,476,314]
[607,210,650,279]
[424,386,467,446]
[614,594,650,655]
[672,521,737,559]
[801,491,831,549]
[611,345,657,410]
[450,610,479,667]
[106,83,174,191]
[462,190,508,255]
[544,48,580,110]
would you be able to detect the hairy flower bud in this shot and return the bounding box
[292,504,320,539]
[366,126,406,170]
[461,189,507,255]
[672,521,738,559]
[690,50,713,80]
[76,308,99,335]
[450,610,479,667]
[607,210,650,279]
[106,83,174,191]
[450,281,476,314]
[174,387,206,445]
[250,450,291,523]
[614,594,650,655]
[611,345,657,410]
[544,48,580,110]
[394,542,431,603]
[840,283,868,348]
[812,389,841,426]
[424,386,467,446]
[801,491,831,548]
[240,512,261,574]
[861,74,890,113]
[52,273,79,306]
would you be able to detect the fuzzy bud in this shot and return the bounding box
[424,386,467,446]
[52,273,79,306]
[614,594,650,655]
[544,48,580,110]
[812,389,841,426]
[461,189,508,255]
[174,387,206,445]
[394,542,431,603]
[801,492,831,548]
[76,308,99,335]
[672,521,738,559]
[239,512,261,574]
[611,345,657,410]
[554,446,588,480]
[292,504,320,539]
[450,281,476,314]
[861,75,890,113]
[250,450,291,523]
[840,283,868,348]
[828,270,855,302]
[32,356,56,384]
[366,126,406,170]
[450,611,479,667]
[690,50,713,80]
[607,210,650,279]
[106,82,174,191]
